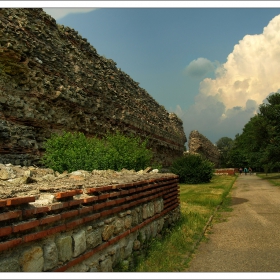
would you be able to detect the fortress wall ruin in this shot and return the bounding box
[0,174,180,272]
[0,8,187,168]
[188,130,220,167]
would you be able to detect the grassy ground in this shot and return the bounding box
[133,174,237,272]
[257,172,280,186]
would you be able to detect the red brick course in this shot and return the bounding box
[23,206,49,217]
[61,210,79,220]
[0,200,6,207]
[0,210,22,221]
[13,219,40,233]
[0,175,180,271]
[56,190,83,199]
[0,238,22,252]
[0,226,13,237]
[40,214,62,225]
[6,196,35,206]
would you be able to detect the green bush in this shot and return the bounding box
[170,153,214,184]
[41,131,153,173]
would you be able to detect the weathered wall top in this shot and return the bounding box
[188,130,220,167]
[0,8,187,167]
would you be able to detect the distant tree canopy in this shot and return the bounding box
[216,92,280,172]
[215,137,234,167]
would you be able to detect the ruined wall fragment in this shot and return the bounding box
[188,130,220,167]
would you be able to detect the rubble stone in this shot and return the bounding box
[0,8,187,168]
[19,246,44,272]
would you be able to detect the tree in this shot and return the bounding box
[258,93,280,170]
[216,137,234,167]
[227,92,280,172]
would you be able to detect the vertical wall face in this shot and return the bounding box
[188,130,220,167]
[0,8,187,167]
[0,170,180,272]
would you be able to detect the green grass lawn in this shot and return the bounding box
[257,172,280,186]
[133,174,237,272]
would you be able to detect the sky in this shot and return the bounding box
[7,1,280,145]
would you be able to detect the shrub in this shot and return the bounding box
[105,131,153,171]
[170,153,214,184]
[41,131,153,173]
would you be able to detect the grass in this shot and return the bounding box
[132,174,237,272]
[257,172,280,186]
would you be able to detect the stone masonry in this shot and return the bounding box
[0,8,187,168]
[0,163,180,272]
[188,130,220,167]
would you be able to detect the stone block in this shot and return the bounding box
[154,199,161,213]
[138,229,146,244]
[131,209,138,226]
[142,204,148,220]
[56,235,73,262]
[0,165,16,180]
[73,229,87,257]
[151,221,157,238]
[110,245,120,266]
[86,228,102,249]
[148,201,155,217]
[66,262,89,272]
[43,241,58,271]
[124,239,134,259]
[0,257,20,272]
[124,215,132,229]
[100,257,113,272]
[19,246,44,272]
[157,217,164,233]
[113,218,124,235]
[160,199,164,212]
[102,225,115,241]
[133,240,141,251]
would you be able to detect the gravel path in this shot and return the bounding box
[186,174,280,272]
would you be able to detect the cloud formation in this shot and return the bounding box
[43,8,96,20]
[179,14,280,144]
[185,57,217,78]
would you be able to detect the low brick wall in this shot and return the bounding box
[214,168,238,176]
[0,175,180,272]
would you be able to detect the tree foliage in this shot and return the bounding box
[215,137,234,167]
[170,153,214,184]
[41,131,154,173]
[225,92,280,172]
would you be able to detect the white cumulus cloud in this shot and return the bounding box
[179,14,280,143]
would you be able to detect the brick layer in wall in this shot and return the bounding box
[0,175,180,272]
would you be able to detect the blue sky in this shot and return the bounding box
[12,2,280,144]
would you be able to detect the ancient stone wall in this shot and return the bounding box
[0,164,180,272]
[0,8,187,168]
[188,130,220,167]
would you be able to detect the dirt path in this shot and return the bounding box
[186,174,280,272]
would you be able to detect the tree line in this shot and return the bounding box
[216,92,280,173]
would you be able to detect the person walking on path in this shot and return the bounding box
[244,167,248,175]
[186,175,280,272]
[249,167,252,175]
[239,168,243,175]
